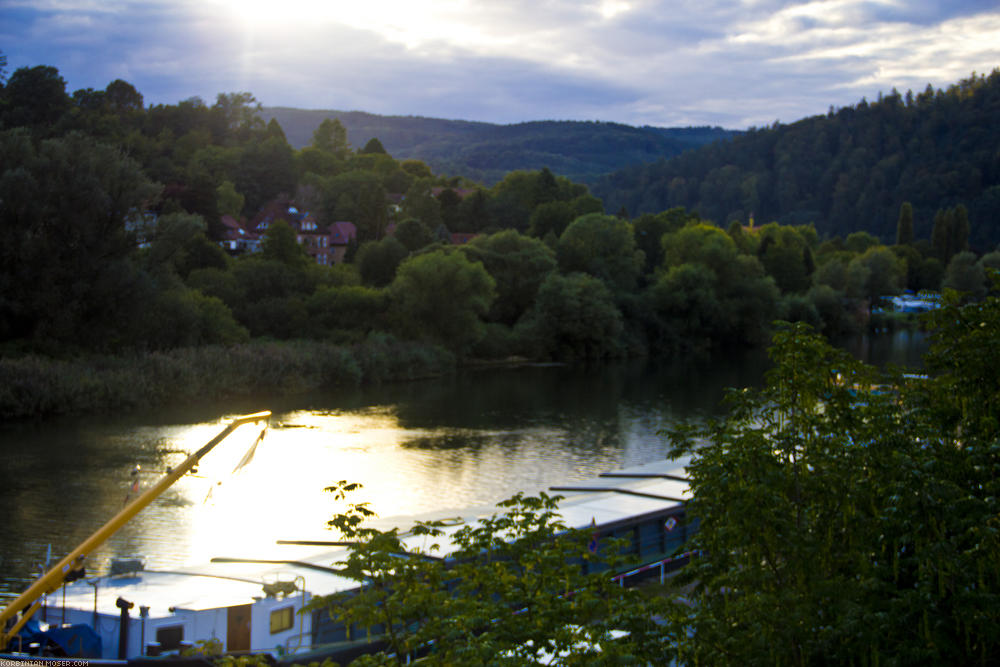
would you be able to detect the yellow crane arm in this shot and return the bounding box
[0,411,271,651]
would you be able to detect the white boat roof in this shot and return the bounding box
[56,459,689,619]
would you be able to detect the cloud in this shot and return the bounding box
[1,0,998,127]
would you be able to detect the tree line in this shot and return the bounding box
[594,69,1000,251]
[2,60,999,370]
[264,106,737,186]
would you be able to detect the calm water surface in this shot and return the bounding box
[0,332,927,598]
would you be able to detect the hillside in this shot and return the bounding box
[263,107,738,185]
[592,70,1000,250]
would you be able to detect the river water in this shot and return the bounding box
[0,332,927,599]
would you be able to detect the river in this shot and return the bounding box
[0,332,927,599]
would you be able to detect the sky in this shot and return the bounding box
[2,0,999,129]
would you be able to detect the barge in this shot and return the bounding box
[1,414,692,662]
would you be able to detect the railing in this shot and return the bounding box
[611,550,699,586]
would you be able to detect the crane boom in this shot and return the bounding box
[0,411,271,652]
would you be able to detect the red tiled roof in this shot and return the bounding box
[328,221,357,244]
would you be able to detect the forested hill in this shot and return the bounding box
[593,70,1000,251]
[262,106,738,185]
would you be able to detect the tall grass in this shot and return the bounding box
[0,338,455,420]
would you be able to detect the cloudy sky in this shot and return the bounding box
[2,0,999,129]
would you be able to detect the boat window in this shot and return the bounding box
[156,625,184,650]
[270,606,294,634]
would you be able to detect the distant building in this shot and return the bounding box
[224,198,357,265]
[219,214,261,254]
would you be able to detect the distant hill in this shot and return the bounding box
[592,70,1000,250]
[262,107,738,185]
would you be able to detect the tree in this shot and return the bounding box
[846,245,903,311]
[312,117,350,158]
[895,201,914,245]
[651,223,780,351]
[235,136,297,215]
[2,65,71,130]
[104,79,144,114]
[311,486,669,665]
[666,319,1000,665]
[557,213,644,293]
[461,229,557,325]
[356,236,408,287]
[360,137,387,154]
[144,212,212,277]
[216,180,244,219]
[845,230,880,254]
[388,250,495,353]
[265,117,286,142]
[306,285,388,338]
[211,92,263,143]
[402,179,443,229]
[0,129,160,347]
[931,205,970,264]
[260,219,309,269]
[528,196,603,240]
[393,218,434,252]
[519,272,624,360]
[756,223,814,294]
[942,250,985,300]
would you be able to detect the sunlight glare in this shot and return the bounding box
[212,0,505,52]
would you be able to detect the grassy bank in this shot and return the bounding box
[0,334,456,420]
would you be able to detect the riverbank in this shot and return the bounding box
[0,335,456,420]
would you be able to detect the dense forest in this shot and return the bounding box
[594,70,1000,250]
[2,56,999,418]
[263,106,738,185]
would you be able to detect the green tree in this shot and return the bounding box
[557,213,644,293]
[264,117,286,142]
[389,250,495,353]
[667,320,1000,665]
[145,212,227,279]
[2,65,71,130]
[0,129,160,347]
[135,287,248,348]
[393,218,434,252]
[311,486,669,665]
[400,159,433,180]
[312,117,350,158]
[306,285,388,339]
[360,137,387,154]
[235,135,297,215]
[651,223,780,352]
[216,180,245,219]
[931,205,970,264]
[895,200,914,245]
[402,178,443,229]
[104,78,144,114]
[259,219,309,268]
[756,223,815,294]
[356,236,409,287]
[519,272,624,360]
[461,230,557,325]
[211,91,263,143]
[942,250,985,300]
[845,230,880,254]
[527,195,602,239]
[846,245,904,311]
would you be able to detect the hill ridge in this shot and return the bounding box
[262,106,739,185]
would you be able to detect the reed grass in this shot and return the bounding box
[0,337,455,420]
